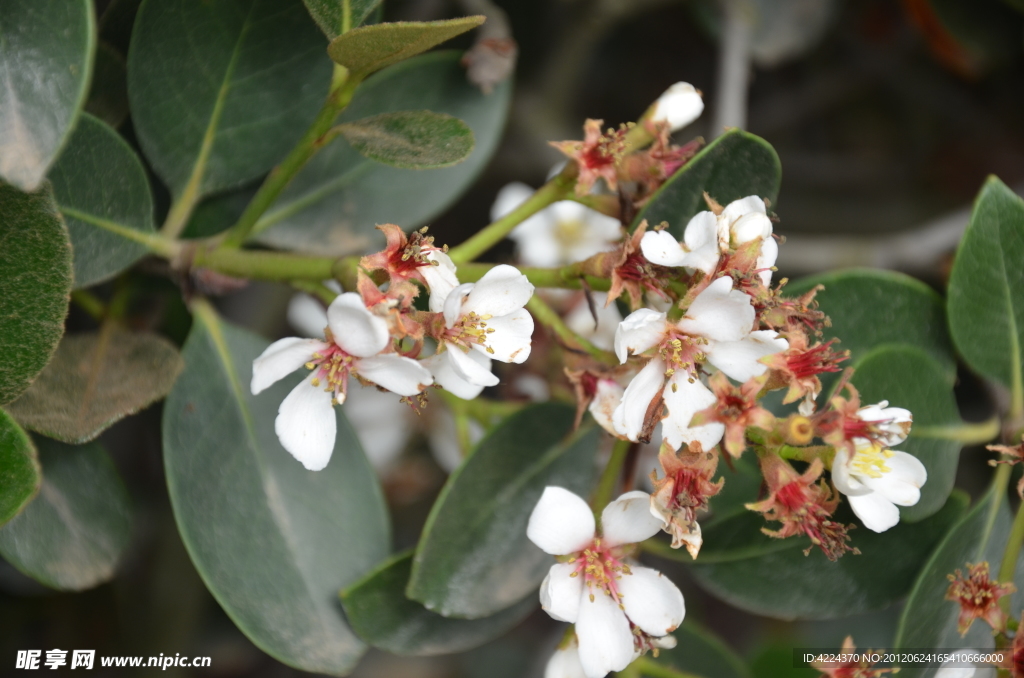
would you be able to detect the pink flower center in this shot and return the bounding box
[306,334,355,403]
[659,329,708,381]
[570,538,631,604]
[444,312,495,353]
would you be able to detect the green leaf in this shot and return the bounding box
[304,0,381,39]
[0,437,131,591]
[894,483,1023,677]
[676,491,968,620]
[162,303,389,675]
[653,622,753,678]
[127,0,333,201]
[49,113,155,288]
[85,42,129,129]
[0,409,40,527]
[327,17,485,78]
[948,176,1024,412]
[7,327,183,444]
[257,51,512,254]
[341,551,536,656]
[632,129,781,237]
[847,346,962,522]
[0,184,72,405]
[339,110,475,169]
[407,404,599,619]
[0,0,95,191]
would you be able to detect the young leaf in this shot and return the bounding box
[341,551,536,656]
[127,0,332,202]
[948,176,1024,411]
[6,327,184,444]
[671,491,968,620]
[338,111,474,169]
[0,437,131,591]
[0,184,72,405]
[85,42,129,129]
[0,409,40,527]
[632,129,781,238]
[653,622,753,678]
[256,51,512,254]
[304,0,381,39]
[327,17,485,79]
[847,346,963,522]
[162,302,389,675]
[894,483,1023,678]
[49,113,155,288]
[407,404,599,619]
[0,0,95,191]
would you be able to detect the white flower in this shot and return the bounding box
[528,487,685,678]
[424,264,535,400]
[251,293,432,471]
[856,401,913,447]
[648,82,704,131]
[422,249,460,313]
[611,276,787,448]
[640,195,777,286]
[545,641,588,678]
[492,182,621,268]
[832,439,927,533]
[565,292,623,352]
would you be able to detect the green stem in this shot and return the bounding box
[219,66,359,248]
[591,439,633,515]
[456,261,611,291]
[70,289,106,321]
[447,168,577,264]
[778,443,834,466]
[912,416,1000,445]
[191,246,339,281]
[997,495,1024,613]
[290,279,339,305]
[633,656,709,678]
[977,464,1013,562]
[526,295,617,366]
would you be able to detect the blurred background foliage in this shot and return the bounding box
[3,0,1024,676]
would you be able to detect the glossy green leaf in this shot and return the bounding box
[257,51,512,254]
[894,483,1023,677]
[85,42,129,129]
[847,346,963,522]
[632,129,781,237]
[49,113,155,288]
[674,491,968,620]
[407,404,599,619]
[163,303,389,674]
[948,176,1024,404]
[342,551,536,656]
[0,409,40,527]
[7,327,183,444]
[0,437,131,590]
[304,0,381,38]
[327,17,485,78]
[0,184,72,405]
[0,0,95,191]
[339,110,475,169]
[127,0,332,200]
[653,622,753,678]
[786,268,956,381]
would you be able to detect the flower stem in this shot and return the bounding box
[447,167,577,264]
[632,656,710,678]
[526,295,617,366]
[456,261,611,291]
[912,416,1000,445]
[191,245,339,281]
[997,493,1024,613]
[219,66,359,248]
[591,439,634,515]
[290,279,339,305]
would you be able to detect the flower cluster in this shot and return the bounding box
[251,224,535,470]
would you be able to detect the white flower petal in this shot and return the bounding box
[342,383,413,471]
[326,293,389,358]
[583,209,625,240]
[421,353,487,400]
[830,448,870,496]
[848,491,901,533]
[730,212,773,244]
[612,359,666,442]
[527,486,596,555]
[705,330,788,382]
[641,230,688,267]
[463,264,534,317]
[650,82,704,131]
[443,282,475,328]
[356,354,432,396]
[275,375,337,471]
[447,346,500,387]
[476,308,534,363]
[491,182,535,221]
[861,451,926,506]
[683,211,719,252]
[720,195,766,224]
[614,309,668,363]
[423,250,460,313]
[859,402,913,446]
[756,235,778,286]
[540,562,583,623]
[589,379,625,436]
[660,372,724,452]
[251,337,326,395]
[545,643,588,678]
[287,294,329,338]
[677,277,754,343]
[601,490,663,547]
[617,565,685,636]
[576,592,636,678]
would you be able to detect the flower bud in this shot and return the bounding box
[648,82,704,131]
